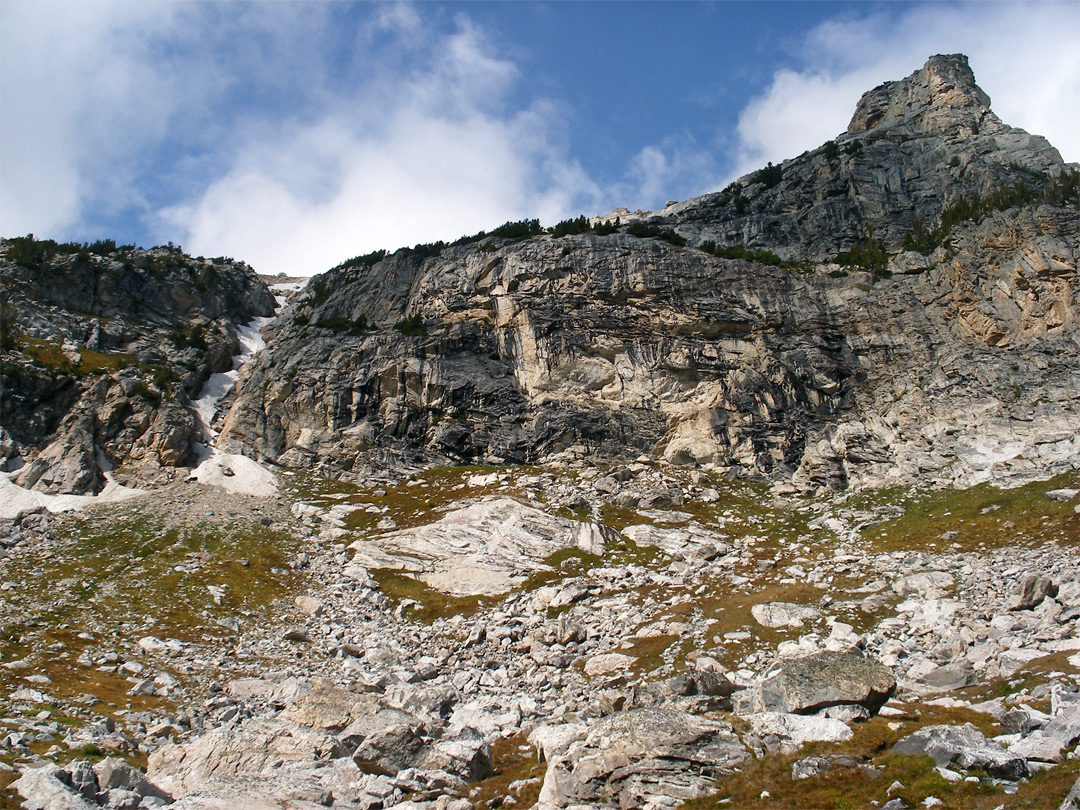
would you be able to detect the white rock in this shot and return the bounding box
[584,653,637,677]
[747,712,853,750]
[751,602,821,629]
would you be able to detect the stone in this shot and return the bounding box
[892,572,954,598]
[891,724,1030,780]
[537,708,747,807]
[12,764,98,810]
[1007,731,1064,763]
[913,661,977,692]
[583,653,637,677]
[1007,574,1058,611]
[93,757,172,801]
[1061,775,1080,810]
[528,723,588,762]
[282,680,377,731]
[756,652,896,715]
[1046,488,1079,502]
[348,498,616,596]
[294,596,326,616]
[751,601,822,629]
[791,755,832,780]
[352,723,425,775]
[418,731,494,781]
[748,712,853,751]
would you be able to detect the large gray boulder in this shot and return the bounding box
[537,708,747,808]
[1007,574,1058,611]
[756,651,896,715]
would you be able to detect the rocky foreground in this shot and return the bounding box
[2,463,1078,808]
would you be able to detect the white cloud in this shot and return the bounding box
[731,2,1080,178]
[161,17,602,275]
[0,2,183,236]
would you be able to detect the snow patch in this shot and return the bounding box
[0,472,144,520]
[191,315,272,440]
[189,445,278,498]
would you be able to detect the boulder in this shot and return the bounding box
[537,708,747,807]
[891,724,1030,780]
[748,712,853,752]
[12,764,98,810]
[1061,774,1080,810]
[751,601,821,629]
[352,722,425,775]
[892,571,954,598]
[282,680,379,731]
[756,652,895,715]
[1006,574,1058,611]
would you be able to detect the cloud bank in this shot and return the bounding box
[2,2,1076,276]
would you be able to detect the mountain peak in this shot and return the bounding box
[847,53,992,135]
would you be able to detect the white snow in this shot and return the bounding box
[187,313,279,495]
[1,309,280,519]
[189,444,278,497]
[191,315,272,440]
[0,472,144,520]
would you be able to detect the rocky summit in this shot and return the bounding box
[1,54,1079,810]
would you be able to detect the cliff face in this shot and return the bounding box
[0,243,276,494]
[219,56,1078,491]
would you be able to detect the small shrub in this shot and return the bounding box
[749,161,783,189]
[834,233,888,277]
[550,215,591,237]
[130,380,161,405]
[844,140,863,156]
[490,218,543,241]
[593,217,620,236]
[823,140,840,161]
[152,365,177,392]
[393,314,426,336]
[315,315,368,336]
[0,302,18,351]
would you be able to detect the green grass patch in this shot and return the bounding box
[369,568,500,623]
[855,470,1080,553]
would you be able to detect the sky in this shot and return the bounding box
[2,1,1078,277]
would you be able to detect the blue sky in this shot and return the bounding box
[2,1,1078,276]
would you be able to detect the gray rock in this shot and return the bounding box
[1062,774,1080,810]
[418,729,493,781]
[891,724,1030,780]
[537,708,747,807]
[93,757,172,801]
[352,722,425,775]
[1046,488,1079,502]
[219,57,1080,494]
[1007,574,1058,611]
[12,763,99,810]
[756,651,895,715]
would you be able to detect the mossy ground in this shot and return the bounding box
[0,501,306,784]
[851,469,1079,554]
[689,702,1077,809]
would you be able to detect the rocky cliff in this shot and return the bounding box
[0,240,276,494]
[221,55,1078,492]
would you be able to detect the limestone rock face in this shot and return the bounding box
[219,55,1079,490]
[348,497,616,596]
[660,54,1066,262]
